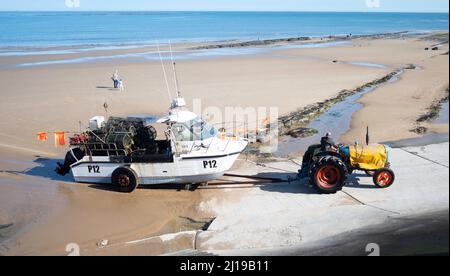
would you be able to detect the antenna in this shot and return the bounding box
[169,41,181,98]
[157,43,173,103]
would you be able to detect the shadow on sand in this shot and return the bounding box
[96,86,119,91]
[345,173,379,189]
[89,183,193,192]
[24,157,73,182]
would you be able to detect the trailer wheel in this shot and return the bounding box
[112,167,138,193]
[373,168,395,188]
[309,156,348,194]
[184,183,200,191]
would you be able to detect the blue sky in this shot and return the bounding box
[0,0,448,12]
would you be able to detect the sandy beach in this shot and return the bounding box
[0,32,448,255]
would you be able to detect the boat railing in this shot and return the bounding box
[80,142,128,158]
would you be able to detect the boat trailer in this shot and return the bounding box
[195,173,296,190]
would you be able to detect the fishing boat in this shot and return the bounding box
[55,47,248,192]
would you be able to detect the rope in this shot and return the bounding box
[157,43,173,104]
[244,159,297,173]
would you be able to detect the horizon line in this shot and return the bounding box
[0,10,448,14]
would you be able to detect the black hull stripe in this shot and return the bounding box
[180,152,241,160]
[70,152,241,168]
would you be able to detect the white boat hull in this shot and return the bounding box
[70,152,242,185]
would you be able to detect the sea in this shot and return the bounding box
[0,11,448,51]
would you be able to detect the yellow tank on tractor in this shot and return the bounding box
[299,139,395,194]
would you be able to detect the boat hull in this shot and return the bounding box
[70,152,241,185]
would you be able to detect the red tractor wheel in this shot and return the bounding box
[373,168,395,188]
[317,166,341,188]
[310,157,348,194]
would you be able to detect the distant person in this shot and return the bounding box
[118,79,124,91]
[112,70,119,88]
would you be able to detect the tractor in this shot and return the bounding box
[298,133,395,194]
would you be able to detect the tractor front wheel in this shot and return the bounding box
[373,168,395,188]
[309,156,348,194]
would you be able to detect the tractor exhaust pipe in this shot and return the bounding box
[366,126,370,146]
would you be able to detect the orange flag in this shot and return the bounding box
[37,132,48,142]
[54,132,66,147]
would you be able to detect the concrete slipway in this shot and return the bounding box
[192,142,449,255]
[100,142,448,256]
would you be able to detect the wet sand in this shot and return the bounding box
[0,146,214,256]
[342,52,449,144]
[0,167,213,255]
[0,33,449,255]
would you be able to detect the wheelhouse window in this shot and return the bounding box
[171,118,217,142]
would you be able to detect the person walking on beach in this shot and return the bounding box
[118,79,125,91]
[112,69,119,89]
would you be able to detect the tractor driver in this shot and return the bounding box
[321,132,338,151]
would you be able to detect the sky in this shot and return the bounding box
[0,0,448,12]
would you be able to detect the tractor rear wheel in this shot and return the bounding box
[112,167,138,193]
[373,168,395,188]
[309,156,348,194]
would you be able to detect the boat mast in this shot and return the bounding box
[169,42,182,98]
